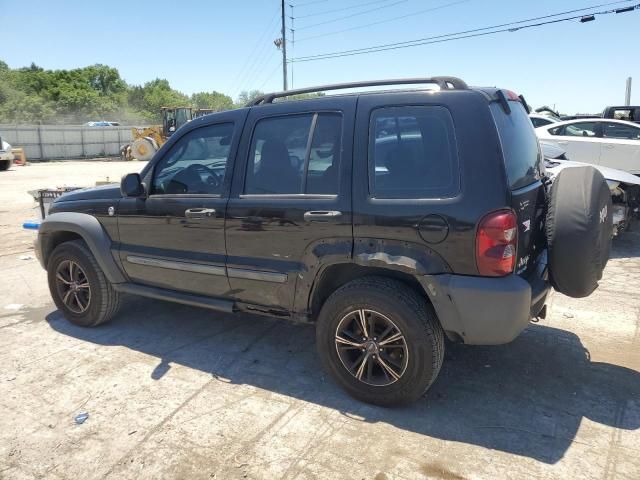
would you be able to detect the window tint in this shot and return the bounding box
[562,122,598,137]
[369,106,459,199]
[602,122,640,140]
[490,103,541,190]
[152,123,233,195]
[306,113,342,194]
[245,113,342,195]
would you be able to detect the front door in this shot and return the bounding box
[117,113,245,298]
[552,121,603,166]
[225,98,355,311]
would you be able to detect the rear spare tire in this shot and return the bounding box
[546,166,612,298]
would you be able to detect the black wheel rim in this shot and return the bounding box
[334,309,409,387]
[55,260,91,314]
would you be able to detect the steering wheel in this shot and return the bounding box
[185,163,221,190]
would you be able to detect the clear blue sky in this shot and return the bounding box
[2,0,638,113]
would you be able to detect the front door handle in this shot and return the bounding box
[304,210,342,222]
[185,208,216,219]
[557,141,569,146]
[603,144,614,149]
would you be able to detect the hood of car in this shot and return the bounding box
[55,183,121,202]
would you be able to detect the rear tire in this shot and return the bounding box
[47,240,121,327]
[0,160,11,171]
[316,276,444,406]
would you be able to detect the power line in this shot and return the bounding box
[228,12,280,92]
[291,1,638,62]
[295,0,407,30]
[259,61,284,90]
[296,0,470,42]
[294,0,396,19]
[289,0,329,8]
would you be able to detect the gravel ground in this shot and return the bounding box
[0,161,638,480]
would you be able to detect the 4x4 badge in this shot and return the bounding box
[522,219,531,232]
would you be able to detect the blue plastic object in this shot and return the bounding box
[23,221,40,230]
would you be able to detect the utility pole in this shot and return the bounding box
[281,0,288,91]
[625,77,632,106]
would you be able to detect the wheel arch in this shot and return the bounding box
[304,263,429,321]
[38,212,126,283]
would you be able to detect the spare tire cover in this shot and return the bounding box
[546,166,612,298]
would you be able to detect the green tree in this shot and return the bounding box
[191,91,233,111]
[236,90,264,106]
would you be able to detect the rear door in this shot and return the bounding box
[491,102,546,275]
[225,98,355,310]
[600,121,640,173]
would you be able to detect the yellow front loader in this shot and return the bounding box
[121,107,192,161]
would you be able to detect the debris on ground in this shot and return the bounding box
[74,412,89,425]
[18,254,33,260]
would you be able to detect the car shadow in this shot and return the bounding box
[610,229,640,259]
[45,298,640,465]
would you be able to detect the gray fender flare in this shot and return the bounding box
[38,212,126,283]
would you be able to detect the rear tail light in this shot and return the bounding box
[476,209,518,277]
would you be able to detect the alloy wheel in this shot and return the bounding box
[334,309,409,386]
[55,260,91,314]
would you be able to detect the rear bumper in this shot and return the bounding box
[419,252,550,345]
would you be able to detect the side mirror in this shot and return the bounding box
[120,173,145,197]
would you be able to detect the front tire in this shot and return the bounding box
[47,240,121,327]
[316,276,445,406]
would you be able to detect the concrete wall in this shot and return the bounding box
[0,124,148,160]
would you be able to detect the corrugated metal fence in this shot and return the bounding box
[0,124,149,160]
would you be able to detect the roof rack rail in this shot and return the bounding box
[247,76,468,106]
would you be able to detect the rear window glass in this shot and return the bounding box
[368,106,459,199]
[491,102,542,190]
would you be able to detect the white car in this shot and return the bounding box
[529,113,561,128]
[536,118,640,174]
[0,138,14,171]
[541,142,640,236]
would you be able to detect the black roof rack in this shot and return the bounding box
[247,76,468,106]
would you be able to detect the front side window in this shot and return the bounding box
[369,106,459,199]
[602,122,640,140]
[245,113,342,195]
[562,122,598,137]
[152,123,234,195]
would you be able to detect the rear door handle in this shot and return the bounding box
[603,144,614,149]
[304,210,342,222]
[185,208,216,219]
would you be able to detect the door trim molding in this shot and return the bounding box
[126,255,226,277]
[227,267,287,283]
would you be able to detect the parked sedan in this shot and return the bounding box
[536,119,640,174]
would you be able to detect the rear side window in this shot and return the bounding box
[368,106,459,199]
[491,103,542,190]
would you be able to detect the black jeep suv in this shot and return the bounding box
[36,77,612,405]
